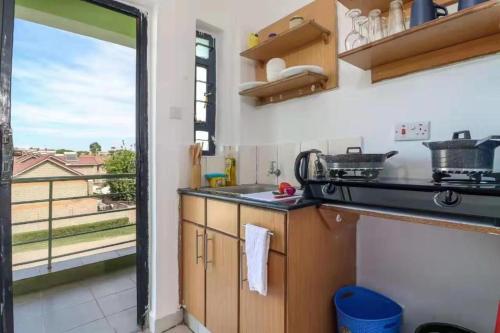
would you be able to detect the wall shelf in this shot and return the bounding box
[239,72,329,106]
[338,0,500,82]
[338,0,455,15]
[240,20,331,62]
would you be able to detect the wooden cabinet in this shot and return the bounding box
[205,230,239,333]
[181,222,205,324]
[180,194,358,333]
[240,247,285,333]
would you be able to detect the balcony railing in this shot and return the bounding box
[12,173,136,270]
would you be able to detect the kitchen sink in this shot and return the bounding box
[200,184,277,196]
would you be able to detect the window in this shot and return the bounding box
[194,31,216,155]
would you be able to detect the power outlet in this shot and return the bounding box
[395,121,430,141]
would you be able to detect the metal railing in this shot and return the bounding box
[11,173,136,270]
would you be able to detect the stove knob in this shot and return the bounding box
[433,190,462,207]
[322,183,336,195]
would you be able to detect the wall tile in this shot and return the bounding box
[238,146,257,185]
[200,157,208,187]
[205,156,225,175]
[327,137,363,155]
[277,143,300,186]
[300,140,328,153]
[257,145,278,185]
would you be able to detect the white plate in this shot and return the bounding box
[279,65,325,79]
[239,81,267,91]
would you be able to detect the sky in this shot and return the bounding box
[11,18,136,152]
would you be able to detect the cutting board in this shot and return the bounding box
[241,190,303,202]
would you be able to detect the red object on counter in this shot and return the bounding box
[495,301,500,333]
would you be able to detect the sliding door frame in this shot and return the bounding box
[84,0,150,327]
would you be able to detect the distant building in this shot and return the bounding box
[12,153,107,232]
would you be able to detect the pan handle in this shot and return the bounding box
[346,147,362,154]
[385,151,399,159]
[452,130,471,140]
[475,135,500,148]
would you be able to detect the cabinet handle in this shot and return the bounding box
[195,230,203,264]
[204,233,214,268]
[239,245,247,289]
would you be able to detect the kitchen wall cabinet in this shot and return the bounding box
[180,194,358,333]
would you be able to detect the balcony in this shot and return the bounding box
[12,173,137,277]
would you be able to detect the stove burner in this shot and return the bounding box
[432,170,500,184]
[329,168,380,180]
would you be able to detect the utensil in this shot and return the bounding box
[352,16,369,47]
[410,0,448,27]
[345,8,362,50]
[266,58,286,82]
[458,0,487,10]
[388,0,406,35]
[325,147,398,179]
[423,130,500,174]
[278,65,325,79]
[289,16,305,29]
[368,9,384,42]
[238,81,267,92]
[190,143,202,189]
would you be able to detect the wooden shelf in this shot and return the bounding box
[239,72,328,105]
[338,0,500,82]
[338,0,455,15]
[240,20,331,62]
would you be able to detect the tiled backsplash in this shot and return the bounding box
[200,137,363,186]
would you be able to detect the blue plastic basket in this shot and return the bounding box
[334,286,403,333]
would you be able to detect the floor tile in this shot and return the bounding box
[44,299,104,333]
[14,294,43,320]
[106,306,142,333]
[14,291,41,306]
[66,318,115,333]
[41,282,94,312]
[15,312,46,333]
[167,325,193,333]
[86,272,135,298]
[97,288,136,316]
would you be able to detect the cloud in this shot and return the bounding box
[12,24,136,151]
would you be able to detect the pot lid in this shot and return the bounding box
[423,131,500,149]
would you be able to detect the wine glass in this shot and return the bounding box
[345,8,362,51]
[353,16,369,47]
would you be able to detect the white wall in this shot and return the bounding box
[357,217,500,332]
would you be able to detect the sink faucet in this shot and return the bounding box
[268,161,281,177]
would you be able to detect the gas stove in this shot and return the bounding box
[303,176,500,226]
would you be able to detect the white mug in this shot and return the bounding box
[266,58,286,82]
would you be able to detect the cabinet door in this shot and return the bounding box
[205,230,238,333]
[182,222,205,324]
[240,246,285,333]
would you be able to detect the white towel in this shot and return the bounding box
[245,224,271,296]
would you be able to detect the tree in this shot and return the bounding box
[105,148,136,201]
[56,149,74,154]
[89,142,102,156]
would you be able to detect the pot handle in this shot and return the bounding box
[346,147,362,154]
[475,135,500,148]
[385,151,399,159]
[452,130,471,140]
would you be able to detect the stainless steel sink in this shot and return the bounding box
[200,184,277,196]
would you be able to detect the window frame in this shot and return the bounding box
[194,30,216,156]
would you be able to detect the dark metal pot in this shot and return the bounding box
[423,130,500,172]
[325,147,398,170]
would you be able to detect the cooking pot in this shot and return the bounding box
[423,130,500,173]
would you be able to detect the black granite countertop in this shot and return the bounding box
[178,188,321,211]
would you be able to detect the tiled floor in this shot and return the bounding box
[14,266,143,333]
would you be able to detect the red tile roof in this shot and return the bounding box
[13,154,105,177]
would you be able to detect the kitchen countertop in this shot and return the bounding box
[178,187,322,211]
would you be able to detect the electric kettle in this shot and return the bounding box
[294,149,328,187]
